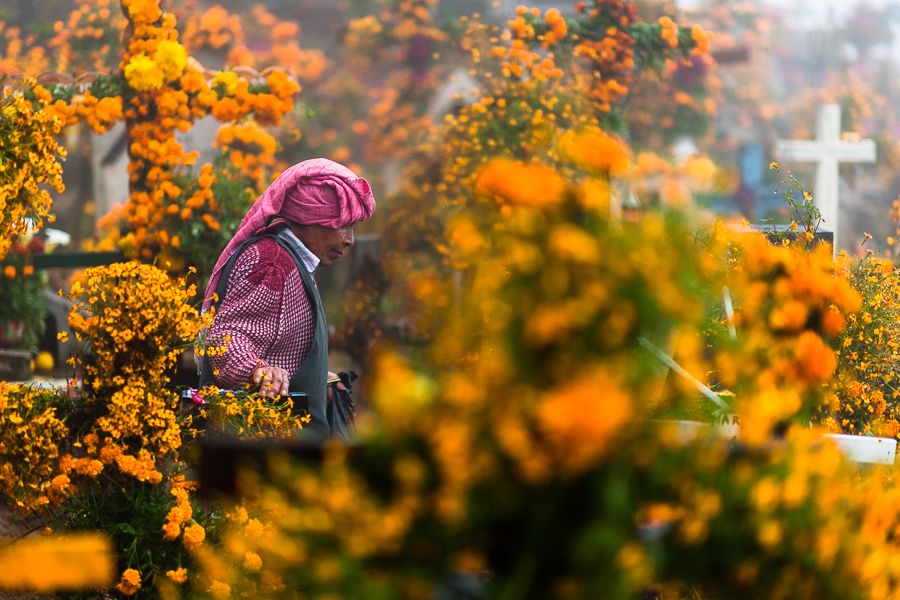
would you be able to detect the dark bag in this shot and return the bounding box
[328,371,358,442]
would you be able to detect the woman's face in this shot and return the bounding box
[291,223,354,267]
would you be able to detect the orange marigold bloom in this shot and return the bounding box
[166,568,188,584]
[559,129,631,176]
[3,265,15,278]
[475,160,566,208]
[821,308,846,336]
[209,581,231,599]
[73,457,104,477]
[768,300,809,332]
[163,520,181,541]
[182,523,206,550]
[116,568,141,596]
[211,97,241,121]
[796,331,838,383]
[202,214,220,231]
[539,368,632,476]
[243,551,263,572]
[690,25,713,55]
[887,419,900,438]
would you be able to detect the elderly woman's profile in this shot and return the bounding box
[198,158,375,441]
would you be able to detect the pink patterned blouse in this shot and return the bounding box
[206,237,315,389]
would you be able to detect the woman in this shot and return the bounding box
[199,158,375,440]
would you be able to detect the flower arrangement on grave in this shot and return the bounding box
[6,0,303,286]
[381,1,714,280]
[184,143,900,600]
[813,191,900,440]
[818,251,900,438]
[718,164,900,442]
[178,3,330,84]
[49,0,122,73]
[0,261,306,597]
[0,81,64,262]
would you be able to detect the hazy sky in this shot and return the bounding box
[675,0,898,30]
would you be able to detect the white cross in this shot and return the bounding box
[775,104,876,252]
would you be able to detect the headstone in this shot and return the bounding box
[740,143,764,188]
[91,117,222,221]
[175,115,220,172]
[427,67,479,122]
[754,223,834,249]
[824,433,896,465]
[0,350,31,381]
[90,123,130,220]
[775,104,876,251]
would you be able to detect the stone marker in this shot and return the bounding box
[776,104,876,252]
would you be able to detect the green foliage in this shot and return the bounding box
[0,237,47,352]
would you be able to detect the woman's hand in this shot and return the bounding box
[253,365,290,398]
[326,370,347,405]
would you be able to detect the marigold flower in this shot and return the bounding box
[182,523,206,550]
[154,39,188,82]
[887,419,900,437]
[116,568,141,595]
[821,308,846,336]
[690,25,713,55]
[475,160,566,208]
[166,568,188,584]
[538,368,632,476]
[796,331,838,383]
[124,54,165,92]
[244,518,265,539]
[559,129,631,175]
[163,520,182,541]
[209,581,231,599]
[243,551,263,572]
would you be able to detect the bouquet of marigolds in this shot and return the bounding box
[176,133,900,600]
[0,261,308,599]
[0,79,64,261]
[817,252,900,438]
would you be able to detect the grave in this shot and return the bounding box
[775,104,877,252]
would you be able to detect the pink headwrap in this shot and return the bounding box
[204,158,375,308]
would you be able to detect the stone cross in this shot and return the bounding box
[775,104,876,252]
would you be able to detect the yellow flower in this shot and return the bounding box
[211,71,240,95]
[154,40,188,83]
[124,54,165,92]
